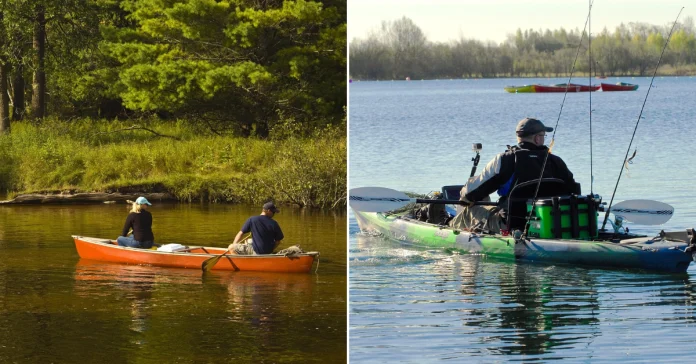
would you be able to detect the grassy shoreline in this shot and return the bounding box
[0,118,346,209]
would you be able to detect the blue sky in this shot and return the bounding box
[348,0,695,44]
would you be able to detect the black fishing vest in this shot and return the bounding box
[499,144,563,197]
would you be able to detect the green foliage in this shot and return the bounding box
[0,135,17,192]
[0,118,346,208]
[256,135,346,208]
[0,0,344,136]
[350,17,696,79]
[93,0,346,137]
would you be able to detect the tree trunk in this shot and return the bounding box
[0,11,8,133]
[12,64,25,121]
[31,4,46,120]
[0,63,9,134]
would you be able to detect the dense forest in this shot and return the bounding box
[0,0,347,208]
[0,0,346,136]
[349,16,696,80]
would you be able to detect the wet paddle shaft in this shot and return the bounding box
[201,232,251,271]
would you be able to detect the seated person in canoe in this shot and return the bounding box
[117,197,155,249]
[228,202,284,255]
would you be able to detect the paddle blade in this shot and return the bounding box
[201,252,226,272]
[611,199,674,225]
[349,187,414,212]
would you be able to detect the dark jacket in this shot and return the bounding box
[462,142,577,202]
[121,210,154,243]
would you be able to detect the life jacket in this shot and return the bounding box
[498,144,555,198]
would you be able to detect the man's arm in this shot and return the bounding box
[227,230,247,252]
[231,230,245,245]
[463,153,512,202]
[273,224,284,252]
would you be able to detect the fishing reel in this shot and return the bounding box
[426,191,442,200]
[608,215,627,234]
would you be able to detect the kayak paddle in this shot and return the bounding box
[610,199,674,225]
[349,187,496,213]
[351,187,675,225]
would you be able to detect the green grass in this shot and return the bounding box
[0,118,346,209]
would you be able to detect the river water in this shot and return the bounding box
[349,77,696,362]
[0,203,346,363]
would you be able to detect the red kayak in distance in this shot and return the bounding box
[534,83,600,93]
[600,82,639,91]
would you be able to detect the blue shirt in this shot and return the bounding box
[241,215,284,254]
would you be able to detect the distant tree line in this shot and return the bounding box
[0,0,347,138]
[349,16,696,80]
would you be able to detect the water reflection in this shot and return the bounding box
[426,254,601,356]
[0,203,345,363]
[493,265,600,355]
[73,260,204,342]
[224,272,313,324]
[73,259,316,344]
[351,233,696,361]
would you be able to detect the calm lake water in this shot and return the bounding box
[0,203,346,363]
[349,76,696,362]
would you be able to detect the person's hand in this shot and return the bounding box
[227,243,235,251]
[460,195,474,207]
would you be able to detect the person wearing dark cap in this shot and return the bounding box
[449,117,577,233]
[228,202,285,255]
[117,196,155,248]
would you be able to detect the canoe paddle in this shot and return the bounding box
[351,186,674,225]
[349,187,496,212]
[201,232,251,272]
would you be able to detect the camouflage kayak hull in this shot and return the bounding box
[354,211,694,273]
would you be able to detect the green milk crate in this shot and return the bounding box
[526,195,598,239]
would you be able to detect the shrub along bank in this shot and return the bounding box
[0,118,346,209]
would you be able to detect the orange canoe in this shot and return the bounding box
[72,235,319,273]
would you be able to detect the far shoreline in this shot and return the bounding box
[350,74,696,82]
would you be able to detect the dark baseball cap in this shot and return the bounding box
[263,202,280,213]
[516,117,553,137]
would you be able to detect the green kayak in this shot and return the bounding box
[354,210,695,273]
[504,84,537,93]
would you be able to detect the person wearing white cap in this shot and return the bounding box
[449,117,577,233]
[116,196,155,249]
[228,201,284,255]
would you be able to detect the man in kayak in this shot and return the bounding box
[449,117,577,233]
[228,202,285,255]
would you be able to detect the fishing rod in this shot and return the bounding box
[520,0,594,238]
[600,7,685,231]
[588,0,594,195]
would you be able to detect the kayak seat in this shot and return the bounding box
[441,185,464,200]
[505,178,576,231]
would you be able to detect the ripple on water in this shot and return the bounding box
[350,232,696,362]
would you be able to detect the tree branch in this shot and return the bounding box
[93,125,181,140]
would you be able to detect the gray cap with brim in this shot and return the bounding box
[516,117,553,137]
